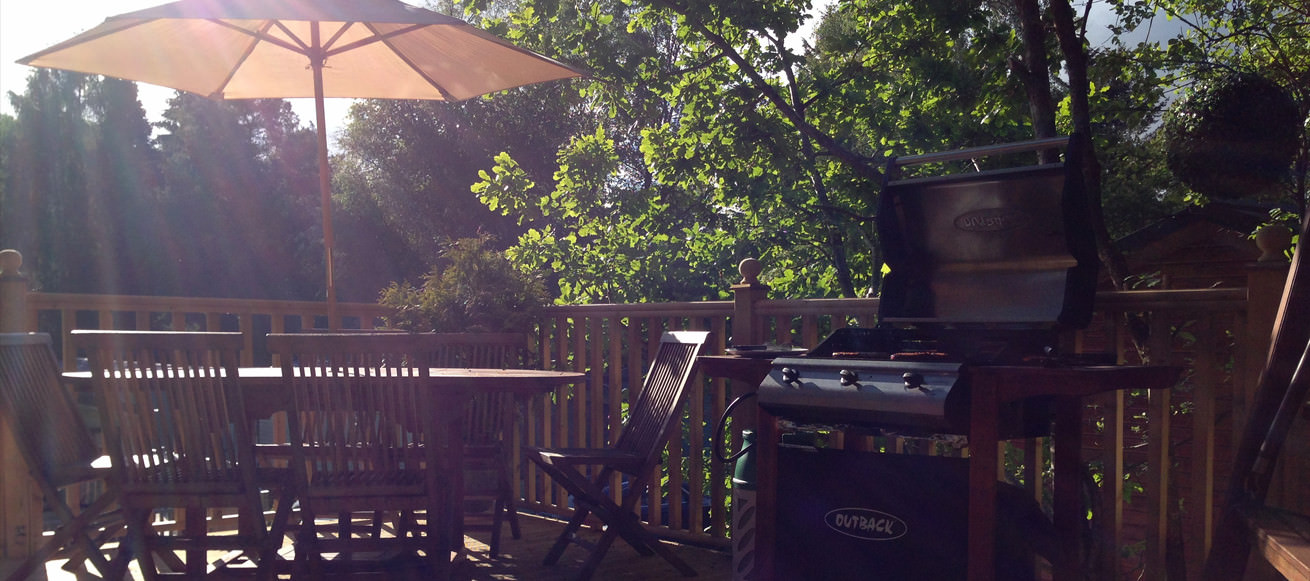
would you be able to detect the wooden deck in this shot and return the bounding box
[39,513,732,580]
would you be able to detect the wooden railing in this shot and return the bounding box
[0,249,1293,580]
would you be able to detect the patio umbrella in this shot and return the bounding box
[18,0,583,326]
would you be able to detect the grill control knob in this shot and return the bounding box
[781,367,801,387]
[902,372,925,390]
[839,369,860,386]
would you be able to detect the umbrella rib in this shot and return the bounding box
[320,22,356,55]
[270,21,313,53]
[18,17,158,65]
[200,20,300,99]
[357,22,457,101]
[322,23,426,58]
[208,18,309,56]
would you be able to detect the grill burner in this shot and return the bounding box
[758,135,1101,435]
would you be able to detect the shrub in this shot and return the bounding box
[379,234,549,333]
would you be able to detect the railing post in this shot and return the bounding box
[0,249,31,333]
[729,258,769,436]
[1236,237,1292,458]
[1245,227,1301,510]
[0,251,40,570]
[731,258,769,346]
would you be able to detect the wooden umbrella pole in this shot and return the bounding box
[310,22,338,330]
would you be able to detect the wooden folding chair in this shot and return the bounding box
[73,330,291,580]
[526,330,710,580]
[0,333,122,581]
[266,333,456,579]
[460,389,521,557]
[419,333,527,558]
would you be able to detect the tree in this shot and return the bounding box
[151,94,321,299]
[1164,71,1300,200]
[5,70,107,293]
[331,87,588,302]
[474,0,1065,302]
[470,0,762,303]
[2,69,326,300]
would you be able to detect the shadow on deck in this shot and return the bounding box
[40,513,733,581]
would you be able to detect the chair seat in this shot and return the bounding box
[47,457,113,487]
[117,464,253,500]
[305,469,428,493]
[1241,504,1310,580]
[528,447,645,473]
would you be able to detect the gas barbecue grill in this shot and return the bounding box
[750,135,1180,581]
[758,134,1098,434]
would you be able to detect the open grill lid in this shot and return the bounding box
[875,135,1098,333]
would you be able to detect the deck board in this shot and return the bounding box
[41,513,732,580]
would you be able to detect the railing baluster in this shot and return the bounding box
[588,316,603,450]
[1189,313,1220,580]
[1144,311,1173,578]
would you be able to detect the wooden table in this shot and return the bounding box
[698,354,778,431]
[698,354,776,387]
[751,363,1181,581]
[65,366,583,428]
[63,366,585,565]
[65,365,583,413]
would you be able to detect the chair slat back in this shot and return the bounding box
[416,333,526,446]
[72,331,251,492]
[0,333,100,486]
[266,333,441,488]
[614,331,709,465]
[416,332,523,369]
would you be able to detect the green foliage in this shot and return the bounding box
[331,56,594,300]
[476,128,743,303]
[470,0,1084,302]
[378,234,549,332]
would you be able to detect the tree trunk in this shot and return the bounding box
[1012,0,1059,160]
[1047,0,1133,292]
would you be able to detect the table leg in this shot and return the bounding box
[446,402,465,555]
[968,374,999,581]
[1053,396,1083,580]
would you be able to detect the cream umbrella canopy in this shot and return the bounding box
[19,0,583,326]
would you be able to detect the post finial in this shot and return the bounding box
[0,249,22,276]
[1255,224,1293,262]
[738,257,763,285]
